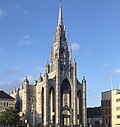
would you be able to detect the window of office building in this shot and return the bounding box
[117,115,120,119]
[116,107,120,110]
[116,98,120,102]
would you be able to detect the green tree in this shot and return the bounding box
[0,107,20,127]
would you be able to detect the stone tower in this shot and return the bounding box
[10,5,87,127]
[23,76,29,120]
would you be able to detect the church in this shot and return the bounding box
[10,5,87,127]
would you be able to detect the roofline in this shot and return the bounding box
[101,89,120,94]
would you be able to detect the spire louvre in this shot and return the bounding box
[58,5,63,26]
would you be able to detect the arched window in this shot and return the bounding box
[7,102,8,107]
[61,78,71,107]
[4,102,5,107]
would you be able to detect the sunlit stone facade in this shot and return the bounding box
[10,6,87,127]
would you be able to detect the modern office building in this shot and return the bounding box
[101,89,120,127]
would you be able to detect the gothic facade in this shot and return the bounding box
[10,6,87,127]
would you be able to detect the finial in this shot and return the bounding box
[38,73,43,82]
[24,75,29,83]
[83,76,85,80]
[18,87,20,91]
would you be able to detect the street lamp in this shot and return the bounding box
[25,119,27,127]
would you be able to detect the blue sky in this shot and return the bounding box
[0,0,120,107]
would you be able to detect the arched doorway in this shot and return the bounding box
[61,78,71,126]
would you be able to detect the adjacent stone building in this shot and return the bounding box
[0,91,15,114]
[10,6,87,127]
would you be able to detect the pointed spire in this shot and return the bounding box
[83,76,86,80]
[24,75,29,83]
[38,73,43,83]
[58,5,63,26]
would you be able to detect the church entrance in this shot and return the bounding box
[61,105,73,126]
[60,78,72,126]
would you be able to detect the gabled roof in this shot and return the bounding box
[0,91,15,100]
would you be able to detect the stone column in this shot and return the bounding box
[23,77,29,121]
[72,61,77,126]
[55,60,61,127]
[38,88,42,125]
[50,89,53,123]
[44,72,49,126]
[82,76,87,127]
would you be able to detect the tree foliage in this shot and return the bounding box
[0,107,20,127]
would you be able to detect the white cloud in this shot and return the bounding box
[103,62,109,67]
[13,4,28,15]
[19,35,32,46]
[0,81,15,92]
[33,65,45,74]
[0,81,8,91]
[71,43,80,52]
[0,8,7,17]
[20,75,35,84]
[113,68,120,74]
[0,80,22,92]
[86,49,92,55]
[27,75,35,83]
[0,74,36,92]
[6,66,21,75]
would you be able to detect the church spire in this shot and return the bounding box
[58,5,63,26]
